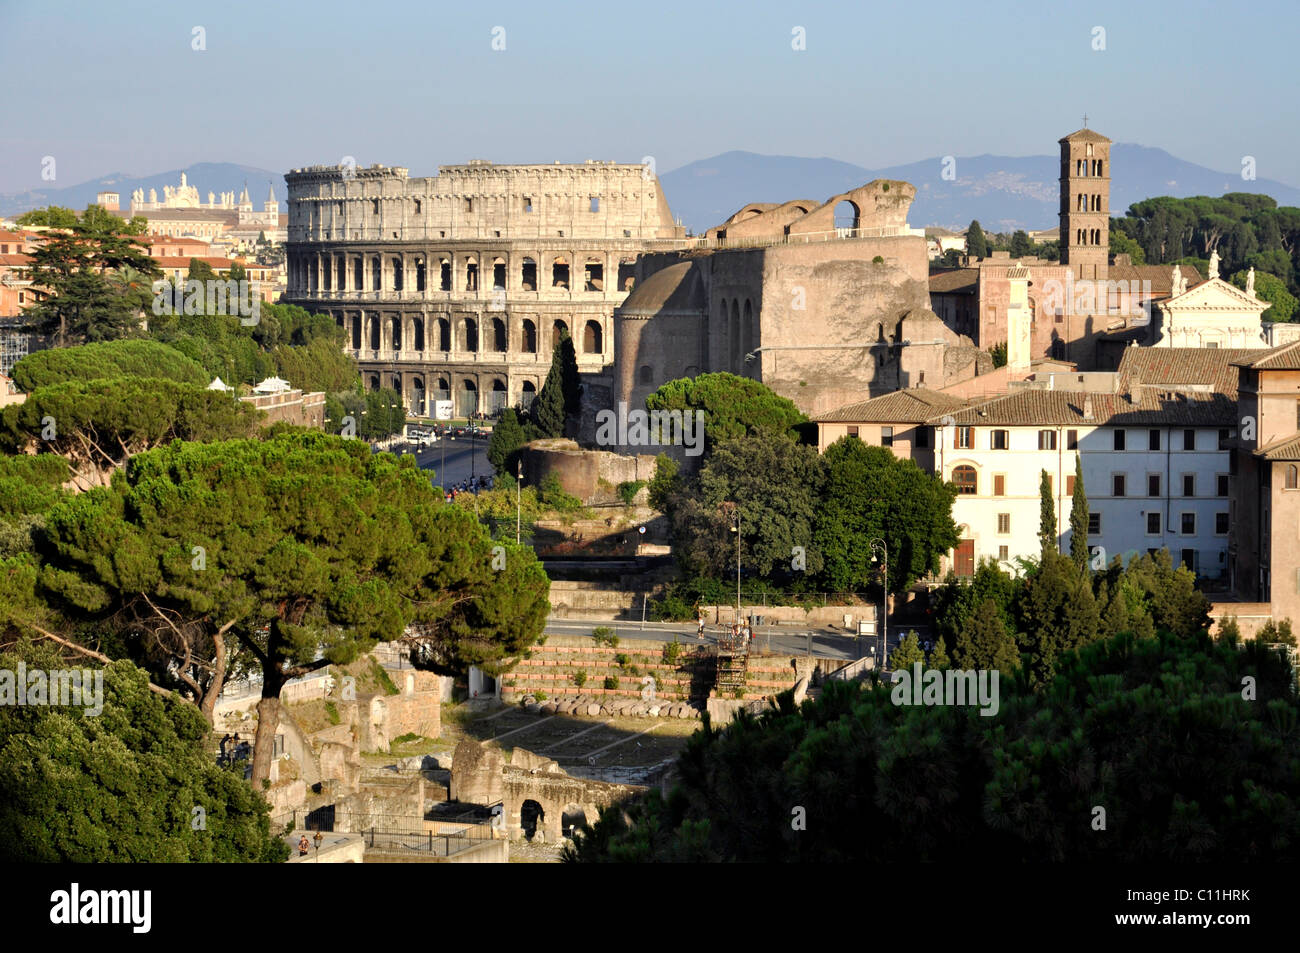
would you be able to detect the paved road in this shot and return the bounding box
[385,434,492,489]
[543,617,909,665]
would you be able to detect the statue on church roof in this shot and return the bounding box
[1208,249,1220,279]
[1247,266,1256,298]
[1171,264,1181,296]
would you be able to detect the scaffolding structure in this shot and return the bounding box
[714,631,750,693]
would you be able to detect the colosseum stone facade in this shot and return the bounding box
[283,160,683,417]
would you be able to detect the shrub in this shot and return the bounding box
[323,701,340,725]
[573,670,587,687]
[617,480,646,505]
[603,675,619,691]
[592,626,619,648]
[534,691,547,702]
[615,653,629,667]
[662,639,682,665]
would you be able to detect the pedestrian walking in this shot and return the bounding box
[298,834,310,857]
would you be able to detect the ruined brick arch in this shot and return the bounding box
[437,317,451,351]
[583,319,603,354]
[832,198,862,230]
[521,318,537,353]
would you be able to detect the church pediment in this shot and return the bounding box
[1161,277,1267,315]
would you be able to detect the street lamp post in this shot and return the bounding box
[869,538,888,671]
[516,460,523,544]
[730,513,741,625]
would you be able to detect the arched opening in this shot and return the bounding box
[434,377,450,408]
[521,257,537,291]
[350,314,361,350]
[833,199,861,233]
[415,258,426,292]
[730,300,741,370]
[520,380,536,413]
[438,318,451,352]
[522,319,537,354]
[1288,465,1298,490]
[552,257,570,289]
[742,300,754,375]
[491,317,507,352]
[353,258,363,289]
[520,800,545,841]
[412,376,425,416]
[489,378,507,416]
[465,257,478,292]
[463,317,478,352]
[367,374,380,391]
[953,465,978,494]
[638,365,654,385]
[367,315,380,351]
[458,379,478,418]
[552,320,568,351]
[390,316,402,351]
[583,320,603,355]
[584,258,603,292]
[392,258,403,292]
[561,805,588,840]
[492,257,506,291]
[371,256,381,291]
[391,375,402,394]
[618,259,635,291]
[439,259,451,292]
[412,316,425,351]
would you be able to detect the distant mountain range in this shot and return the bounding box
[658,146,1300,234]
[5,147,1298,237]
[0,163,284,218]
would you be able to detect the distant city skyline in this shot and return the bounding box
[2,0,1296,194]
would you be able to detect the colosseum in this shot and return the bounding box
[283,160,684,417]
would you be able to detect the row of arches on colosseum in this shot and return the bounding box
[337,313,605,357]
[719,296,759,377]
[291,252,636,296]
[362,372,539,418]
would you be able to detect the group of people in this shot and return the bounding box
[696,615,755,646]
[444,474,493,503]
[218,733,251,765]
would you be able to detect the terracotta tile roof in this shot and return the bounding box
[0,254,31,266]
[1059,128,1111,143]
[1109,262,1200,298]
[1255,433,1300,461]
[815,388,971,423]
[1231,340,1300,370]
[928,268,979,293]
[927,389,1236,427]
[1116,346,1252,395]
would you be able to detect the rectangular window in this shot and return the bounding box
[465,198,473,212]
[916,427,929,449]
[1149,429,1161,451]
[1114,430,1126,451]
[1088,512,1101,535]
[1148,474,1161,497]
[1181,548,1197,572]
[590,196,600,213]
[1217,474,1229,497]
[1146,512,1161,534]
[1113,474,1126,497]
[1181,512,1196,535]
[1067,429,1078,450]
[881,426,894,447]
[413,199,422,214]
[1066,475,1075,495]
[993,474,1006,496]
[846,426,859,438]
[997,513,1011,534]
[1215,512,1229,534]
[1038,430,1057,451]
[991,429,1009,450]
[1183,474,1195,497]
[1183,429,1196,451]
[998,545,1009,562]
[956,426,974,449]
[524,196,533,212]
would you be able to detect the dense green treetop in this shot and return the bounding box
[10,339,207,391]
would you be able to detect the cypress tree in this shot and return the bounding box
[1069,454,1090,569]
[531,332,580,438]
[966,220,988,259]
[1039,469,1056,559]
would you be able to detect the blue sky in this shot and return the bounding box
[2,0,1295,193]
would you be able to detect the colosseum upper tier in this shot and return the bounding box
[283,160,684,417]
